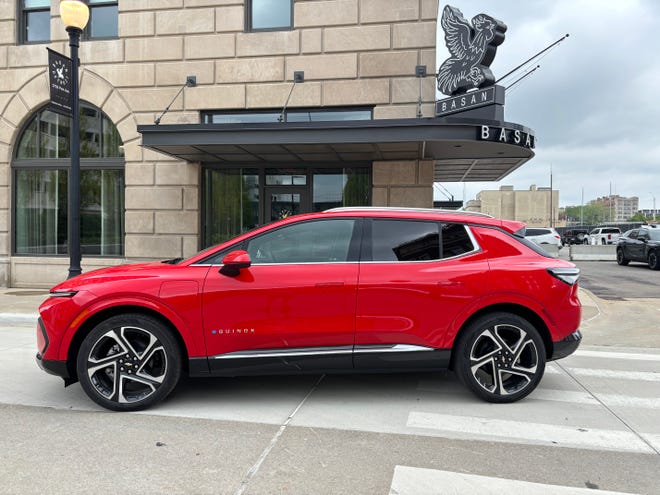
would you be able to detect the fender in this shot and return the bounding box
[441,290,553,348]
[55,293,204,360]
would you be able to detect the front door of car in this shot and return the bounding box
[354,219,489,369]
[202,218,361,374]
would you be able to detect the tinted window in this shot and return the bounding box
[441,223,475,258]
[246,219,356,264]
[371,220,440,261]
[603,228,620,234]
[247,0,292,31]
[20,0,50,43]
[87,1,119,39]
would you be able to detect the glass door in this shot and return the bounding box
[265,186,308,222]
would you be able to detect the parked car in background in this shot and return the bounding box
[588,227,621,245]
[36,208,582,411]
[524,227,563,248]
[616,226,660,269]
[562,229,589,245]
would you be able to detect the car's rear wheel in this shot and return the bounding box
[77,314,181,411]
[454,313,546,403]
[616,249,630,266]
[583,238,589,245]
[648,251,660,270]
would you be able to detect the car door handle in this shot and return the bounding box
[315,282,345,287]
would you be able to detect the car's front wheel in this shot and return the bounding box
[77,314,182,411]
[616,249,630,266]
[648,251,660,270]
[454,313,546,403]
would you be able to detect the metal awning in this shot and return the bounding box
[137,117,534,182]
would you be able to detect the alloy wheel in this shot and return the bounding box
[469,324,539,396]
[85,326,168,404]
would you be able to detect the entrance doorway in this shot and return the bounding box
[265,186,308,222]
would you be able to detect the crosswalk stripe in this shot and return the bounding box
[530,389,660,409]
[389,466,640,495]
[564,368,660,382]
[574,350,660,362]
[406,412,654,454]
[545,364,660,382]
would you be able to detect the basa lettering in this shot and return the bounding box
[479,125,534,148]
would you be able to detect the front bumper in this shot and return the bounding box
[549,330,582,361]
[36,353,70,378]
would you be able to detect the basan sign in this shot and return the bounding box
[478,125,535,149]
[436,86,504,117]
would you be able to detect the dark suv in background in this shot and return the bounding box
[562,229,589,245]
[616,226,660,269]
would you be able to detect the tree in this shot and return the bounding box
[563,203,608,225]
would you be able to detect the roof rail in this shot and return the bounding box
[326,206,493,218]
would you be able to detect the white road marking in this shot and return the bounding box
[574,350,660,362]
[530,389,660,409]
[565,368,660,382]
[389,466,640,495]
[406,412,654,454]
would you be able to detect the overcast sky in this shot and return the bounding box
[434,0,660,210]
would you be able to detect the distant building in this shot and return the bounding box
[591,195,639,222]
[465,185,561,227]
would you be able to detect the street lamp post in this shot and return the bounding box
[60,0,89,279]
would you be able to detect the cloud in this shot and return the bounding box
[436,0,660,210]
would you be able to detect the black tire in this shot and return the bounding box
[616,249,630,266]
[77,314,182,411]
[648,251,660,270]
[601,238,606,245]
[454,312,546,403]
[583,238,589,245]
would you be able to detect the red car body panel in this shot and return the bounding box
[202,263,359,355]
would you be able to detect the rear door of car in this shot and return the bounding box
[354,218,489,370]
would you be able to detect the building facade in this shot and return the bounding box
[465,185,561,227]
[591,195,639,223]
[0,0,534,287]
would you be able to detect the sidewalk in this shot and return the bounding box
[1,287,658,348]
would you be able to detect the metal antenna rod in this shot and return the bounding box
[154,76,196,125]
[505,65,540,92]
[496,34,569,84]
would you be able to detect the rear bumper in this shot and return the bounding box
[549,330,582,361]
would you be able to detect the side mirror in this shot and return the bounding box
[219,250,251,277]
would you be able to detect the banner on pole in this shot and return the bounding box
[47,48,73,117]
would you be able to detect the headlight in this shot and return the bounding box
[49,291,78,298]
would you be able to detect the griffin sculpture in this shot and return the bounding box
[437,5,507,96]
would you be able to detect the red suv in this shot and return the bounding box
[37,208,582,411]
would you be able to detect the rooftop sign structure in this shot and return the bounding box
[436,5,507,97]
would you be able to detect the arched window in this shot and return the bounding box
[13,102,125,256]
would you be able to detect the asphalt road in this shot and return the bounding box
[571,259,659,300]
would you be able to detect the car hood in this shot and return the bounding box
[49,262,174,293]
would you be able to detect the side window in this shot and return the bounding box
[441,223,475,258]
[628,230,638,240]
[19,0,50,44]
[246,219,356,264]
[371,220,440,262]
[246,0,292,31]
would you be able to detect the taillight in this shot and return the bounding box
[547,267,580,285]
